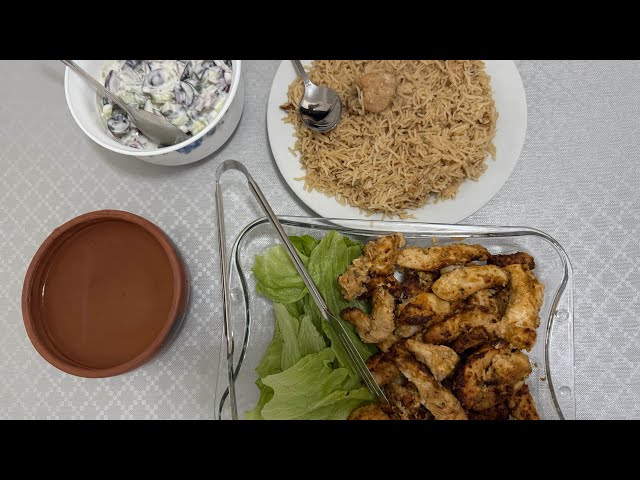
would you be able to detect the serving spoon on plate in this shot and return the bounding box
[61,60,190,146]
[292,60,342,132]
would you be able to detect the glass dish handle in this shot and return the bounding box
[546,274,576,420]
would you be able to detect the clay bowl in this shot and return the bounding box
[22,210,189,378]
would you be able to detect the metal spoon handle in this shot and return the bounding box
[61,60,132,114]
[292,60,313,88]
[215,176,238,420]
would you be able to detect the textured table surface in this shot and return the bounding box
[1,60,639,419]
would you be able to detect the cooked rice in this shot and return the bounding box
[282,60,497,217]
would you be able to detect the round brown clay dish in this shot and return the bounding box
[22,210,189,378]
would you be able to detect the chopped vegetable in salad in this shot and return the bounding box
[99,60,232,149]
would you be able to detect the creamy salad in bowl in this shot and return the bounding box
[100,60,233,149]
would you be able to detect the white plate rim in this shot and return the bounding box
[267,60,527,226]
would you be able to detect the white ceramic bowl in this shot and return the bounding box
[65,60,244,166]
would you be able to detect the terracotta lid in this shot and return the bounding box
[22,210,189,378]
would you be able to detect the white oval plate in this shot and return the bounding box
[267,60,527,224]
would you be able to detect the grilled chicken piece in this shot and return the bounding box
[341,287,395,343]
[401,271,438,299]
[495,287,510,316]
[432,265,509,302]
[365,275,402,298]
[377,323,423,352]
[377,334,399,353]
[366,352,401,386]
[393,347,467,420]
[338,233,404,300]
[397,292,452,325]
[440,264,467,275]
[492,350,532,383]
[405,339,459,382]
[450,327,493,354]
[454,345,532,411]
[338,256,370,301]
[397,244,490,272]
[508,384,539,420]
[453,289,504,353]
[395,324,423,339]
[385,382,426,420]
[365,233,405,276]
[488,252,536,270]
[378,322,425,352]
[467,402,511,420]
[348,403,390,420]
[498,264,544,351]
[423,306,499,345]
[355,71,397,113]
[385,382,434,420]
[466,289,500,316]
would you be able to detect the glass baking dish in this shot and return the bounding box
[215,217,575,420]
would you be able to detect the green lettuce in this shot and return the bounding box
[255,328,283,379]
[245,326,284,420]
[290,234,320,257]
[298,314,327,358]
[253,248,307,304]
[244,380,274,420]
[260,348,372,420]
[273,303,325,370]
[307,231,377,377]
[253,235,321,305]
[307,231,367,316]
[246,231,377,420]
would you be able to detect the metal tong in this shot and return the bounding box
[215,159,386,420]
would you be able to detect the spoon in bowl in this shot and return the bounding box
[62,60,190,146]
[292,61,342,133]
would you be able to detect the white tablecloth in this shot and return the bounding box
[1,60,639,419]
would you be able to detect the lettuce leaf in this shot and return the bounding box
[247,231,377,420]
[284,297,306,318]
[255,329,283,379]
[307,231,365,317]
[260,348,371,420]
[290,234,320,257]
[245,325,284,420]
[274,302,304,371]
[253,242,309,304]
[298,314,327,358]
[307,231,377,369]
[244,380,274,420]
[273,303,326,371]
